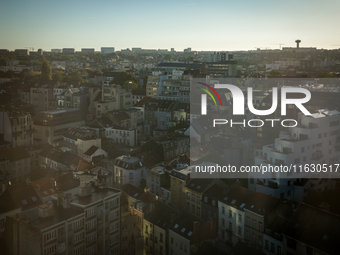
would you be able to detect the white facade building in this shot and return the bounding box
[250,109,340,201]
[113,156,145,188]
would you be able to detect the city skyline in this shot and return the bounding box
[1,0,340,52]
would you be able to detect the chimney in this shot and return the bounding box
[62,192,72,209]
[78,183,92,197]
[57,191,64,206]
[193,221,200,238]
[39,202,54,218]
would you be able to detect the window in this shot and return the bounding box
[229,209,232,217]
[160,233,163,243]
[43,230,57,242]
[192,194,195,201]
[197,196,200,204]
[253,219,256,229]
[259,236,262,246]
[44,245,57,255]
[196,207,200,216]
[229,222,232,230]
[238,226,241,235]
[259,222,263,231]
[145,225,149,233]
[187,192,190,199]
[265,240,269,250]
[222,206,225,215]
[129,173,133,180]
[238,214,242,223]
[246,217,250,226]
[271,242,275,252]
[246,231,249,240]
[222,219,225,226]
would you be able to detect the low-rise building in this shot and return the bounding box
[113,156,145,188]
[33,108,85,145]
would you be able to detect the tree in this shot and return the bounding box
[164,54,173,60]
[52,71,64,82]
[41,60,52,81]
[123,80,138,90]
[115,72,138,86]
[268,70,282,76]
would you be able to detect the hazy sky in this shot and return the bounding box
[1,0,339,51]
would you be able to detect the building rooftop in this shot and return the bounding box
[70,187,121,206]
[283,203,340,254]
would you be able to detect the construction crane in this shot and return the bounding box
[271,43,285,50]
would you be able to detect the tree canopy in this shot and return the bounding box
[41,60,52,81]
[115,72,138,86]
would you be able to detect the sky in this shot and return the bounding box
[0,0,339,52]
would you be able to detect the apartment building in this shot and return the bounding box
[146,166,170,197]
[146,74,160,98]
[33,108,85,145]
[218,185,257,246]
[0,146,30,183]
[4,182,121,255]
[168,212,217,255]
[143,202,177,255]
[250,109,340,201]
[185,179,213,218]
[244,193,278,250]
[169,166,190,210]
[157,70,192,102]
[113,156,145,188]
[0,110,34,147]
[89,85,132,119]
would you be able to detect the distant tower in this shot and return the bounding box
[295,39,301,49]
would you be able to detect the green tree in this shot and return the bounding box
[52,71,64,82]
[268,70,282,76]
[123,80,138,90]
[41,60,52,81]
[115,72,138,86]
[164,54,173,60]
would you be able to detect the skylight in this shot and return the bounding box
[22,200,27,205]
[240,203,246,209]
[231,199,236,204]
[187,231,193,236]
[31,196,37,202]
[181,228,186,232]
[174,224,179,229]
